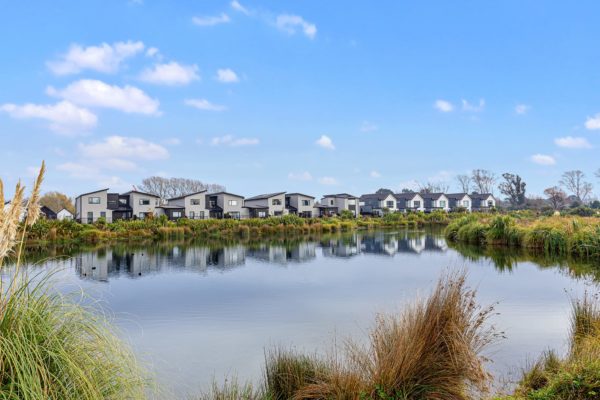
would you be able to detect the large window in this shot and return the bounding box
[463,200,470,207]
[191,199,201,205]
[87,212,93,222]
[258,211,267,218]
[88,197,100,204]
[189,211,195,218]
[386,200,394,208]
[228,200,238,206]
[487,200,494,207]
[272,199,281,205]
[413,201,421,208]
[139,199,150,205]
[439,200,446,208]
[302,199,311,206]
[172,211,182,218]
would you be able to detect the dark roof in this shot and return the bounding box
[360,192,395,201]
[168,190,207,201]
[207,191,245,199]
[322,193,358,199]
[245,192,286,201]
[121,190,161,198]
[470,193,495,200]
[75,188,109,199]
[420,192,446,200]
[393,192,422,200]
[445,193,470,200]
[40,206,57,216]
[285,193,315,199]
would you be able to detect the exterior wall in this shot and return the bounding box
[57,209,73,220]
[288,195,314,216]
[425,195,450,212]
[321,196,359,216]
[219,194,245,217]
[381,194,398,212]
[129,192,159,219]
[76,190,109,223]
[170,193,207,219]
[245,194,287,216]
[451,195,472,212]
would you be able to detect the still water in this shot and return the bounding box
[22,228,600,396]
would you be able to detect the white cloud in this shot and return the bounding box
[288,171,313,181]
[139,62,199,86]
[184,98,227,112]
[163,137,181,146]
[515,104,530,115]
[360,121,378,133]
[0,100,97,135]
[145,47,160,57]
[192,13,231,26]
[315,135,335,150]
[231,0,250,15]
[318,176,338,185]
[47,41,144,75]
[47,79,160,115]
[211,134,259,147]
[554,136,592,149]
[585,114,600,130]
[79,135,169,161]
[276,14,317,39]
[531,154,556,166]
[370,170,381,178]
[216,68,239,83]
[434,99,453,113]
[461,99,485,112]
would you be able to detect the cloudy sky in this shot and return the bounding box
[1,1,599,198]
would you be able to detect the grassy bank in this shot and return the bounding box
[445,215,600,260]
[26,210,454,245]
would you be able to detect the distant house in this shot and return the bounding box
[244,192,287,218]
[394,192,425,212]
[76,189,160,223]
[446,193,472,212]
[206,192,246,219]
[161,190,208,220]
[420,193,450,212]
[40,206,57,219]
[360,190,398,215]
[57,208,74,221]
[319,193,359,217]
[285,193,315,218]
[470,193,496,211]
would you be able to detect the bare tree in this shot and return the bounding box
[559,170,593,202]
[498,173,526,207]
[544,186,567,210]
[137,177,226,201]
[418,181,450,193]
[471,169,497,194]
[455,174,471,193]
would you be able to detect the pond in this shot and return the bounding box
[17,228,600,397]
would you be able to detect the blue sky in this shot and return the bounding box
[1,1,599,199]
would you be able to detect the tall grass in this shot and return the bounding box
[0,162,149,400]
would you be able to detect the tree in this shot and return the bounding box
[137,177,226,201]
[455,174,471,193]
[544,186,567,210]
[40,191,75,213]
[559,170,593,203]
[375,188,394,195]
[418,181,450,193]
[498,173,526,207]
[471,169,497,194]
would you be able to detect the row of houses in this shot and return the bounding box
[3,201,73,221]
[74,187,496,223]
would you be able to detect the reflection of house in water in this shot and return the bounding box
[288,242,317,262]
[361,232,398,256]
[321,235,362,258]
[424,236,448,252]
[207,245,246,270]
[247,242,317,264]
[76,250,111,281]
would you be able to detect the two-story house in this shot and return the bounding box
[470,193,496,211]
[164,190,208,220]
[446,193,472,212]
[394,192,425,212]
[359,189,398,215]
[285,193,315,217]
[421,193,450,212]
[244,192,287,218]
[121,191,160,220]
[205,191,246,219]
[319,193,359,217]
[75,188,110,223]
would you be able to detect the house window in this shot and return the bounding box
[330,200,334,206]
[386,200,394,208]
[209,200,217,208]
[228,200,238,206]
[487,200,494,207]
[87,211,93,222]
[172,211,182,218]
[413,201,421,208]
[119,198,127,205]
[272,199,282,206]
[302,199,310,206]
[199,211,205,219]
[88,197,100,204]
[229,212,240,220]
[463,200,469,207]
[139,199,150,205]
[439,200,446,208]
[191,199,201,205]
[189,211,195,218]
[258,211,267,218]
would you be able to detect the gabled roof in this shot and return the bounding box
[393,192,422,200]
[470,193,495,200]
[75,188,109,199]
[285,193,315,199]
[322,193,358,199]
[121,190,161,198]
[446,193,470,200]
[420,192,446,200]
[207,191,245,199]
[245,192,286,201]
[57,208,73,214]
[168,190,207,201]
[360,192,395,201]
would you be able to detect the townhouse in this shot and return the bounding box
[421,193,450,212]
[159,190,208,220]
[359,190,398,215]
[318,193,359,217]
[470,193,496,211]
[394,192,425,212]
[446,193,472,212]
[75,189,159,223]
[285,193,315,217]
[206,192,246,219]
[244,192,287,218]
